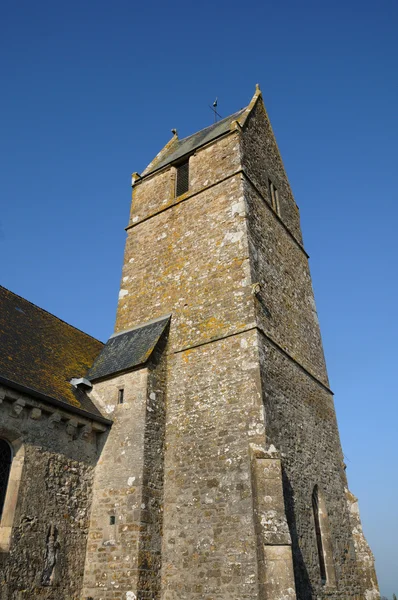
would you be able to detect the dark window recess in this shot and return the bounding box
[268,179,280,215]
[110,515,116,525]
[312,486,327,584]
[176,160,189,196]
[0,439,12,519]
[118,389,124,404]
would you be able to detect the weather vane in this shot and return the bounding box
[209,98,223,123]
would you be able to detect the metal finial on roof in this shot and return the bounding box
[209,97,223,123]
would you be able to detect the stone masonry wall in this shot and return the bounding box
[240,96,376,598]
[0,384,100,600]
[118,172,255,353]
[258,338,362,599]
[240,97,302,245]
[244,177,329,387]
[161,330,266,600]
[129,133,241,228]
[83,369,148,599]
[82,337,167,600]
[116,133,272,600]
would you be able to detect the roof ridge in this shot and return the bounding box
[0,285,104,346]
[177,108,246,144]
[111,313,171,338]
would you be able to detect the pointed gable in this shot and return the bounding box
[142,108,246,178]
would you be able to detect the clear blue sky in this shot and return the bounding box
[1,1,397,595]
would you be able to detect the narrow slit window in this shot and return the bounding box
[268,179,280,216]
[110,515,116,525]
[118,389,124,404]
[312,485,327,584]
[0,439,12,520]
[274,187,280,215]
[176,159,189,196]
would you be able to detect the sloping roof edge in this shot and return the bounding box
[0,375,112,425]
[141,131,179,177]
[140,109,246,179]
[235,83,263,129]
[87,314,171,382]
[135,85,263,182]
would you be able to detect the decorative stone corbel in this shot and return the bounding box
[80,424,92,440]
[66,418,78,437]
[11,398,25,418]
[30,407,42,420]
[48,412,61,429]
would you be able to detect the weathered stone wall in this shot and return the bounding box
[82,368,149,599]
[116,135,272,599]
[161,330,266,600]
[258,338,362,598]
[250,445,296,600]
[243,177,329,388]
[240,98,302,245]
[241,97,376,598]
[0,384,100,600]
[345,490,379,600]
[118,171,255,353]
[129,133,241,227]
[82,335,167,600]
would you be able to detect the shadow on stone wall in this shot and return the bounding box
[282,468,314,600]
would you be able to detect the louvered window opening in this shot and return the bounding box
[312,486,327,584]
[0,439,12,519]
[176,160,189,196]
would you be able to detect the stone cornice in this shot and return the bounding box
[0,376,111,430]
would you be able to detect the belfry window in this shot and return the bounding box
[0,439,12,520]
[176,159,189,196]
[312,485,327,584]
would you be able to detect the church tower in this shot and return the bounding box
[82,86,379,600]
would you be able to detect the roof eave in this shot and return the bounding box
[0,375,112,426]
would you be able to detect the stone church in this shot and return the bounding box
[0,86,379,599]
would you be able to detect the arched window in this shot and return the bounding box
[312,485,336,587]
[0,439,12,519]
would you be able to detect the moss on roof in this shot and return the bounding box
[0,286,104,417]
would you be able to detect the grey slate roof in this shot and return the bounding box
[146,109,245,175]
[87,315,170,381]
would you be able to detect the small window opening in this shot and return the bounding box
[268,179,280,216]
[312,485,327,584]
[110,515,116,525]
[0,439,12,520]
[176,159,189,196]
[118,389,124,404]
